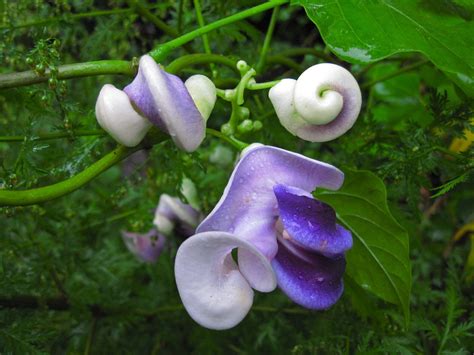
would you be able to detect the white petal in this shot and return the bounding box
[268,79,306,136]
[95,84,151,147]
[184,74,217,122]
[175,231,275,330]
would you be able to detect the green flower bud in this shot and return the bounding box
[221,123,234,135]
[237,119,253,134]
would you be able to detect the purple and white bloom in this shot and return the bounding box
[269,63,362,142]
[175,144,352,330]
[96,55,216,151]
[122,229,165,263]
[153,193,201,238]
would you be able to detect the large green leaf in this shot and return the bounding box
[314,169,412,325]
[294,0,474,96]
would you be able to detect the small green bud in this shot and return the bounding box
[25,57,34,66]
[53,39,61,48]
[253,120,263,131]
[237,106,250,120]
[236,60,249,73]
[237,119,253,134]
[221,123,233,135]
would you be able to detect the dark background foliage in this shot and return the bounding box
[0,0,473,353]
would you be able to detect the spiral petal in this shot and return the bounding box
[175,231,276,330]
[269,63,362,142]
[95,84,152,147]
[124,55,206,152]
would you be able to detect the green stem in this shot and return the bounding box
[0,130,104,142]
[206,128,248,151]
[193,0,214,75]
[149,0,289,61]
[0,145,139,206]
[247,80,280,90]
[0,61,134,90]
[236,68,256,105]
[361,59,429,89]
[255,6,280,73]
[1,1,287,90]
[166,53,238,75]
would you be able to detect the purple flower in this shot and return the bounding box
[153,193,201,238]
[122,191,201,263]
[122,229,165,263]
[96,55,216,151]
[175,144,352,329]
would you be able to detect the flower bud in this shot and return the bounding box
[269,63,361,142]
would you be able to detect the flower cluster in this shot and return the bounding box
[95,55,216,151]
[175,144,352,329]
[97,56,360,330]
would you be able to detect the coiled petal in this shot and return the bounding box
[269,63,361,142]
[175,231,276,330]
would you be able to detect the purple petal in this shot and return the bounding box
[272,237,346,309]
[123,55,205,152]
[121,229,165,263]
[273,184,352,257]
[197,145,344,259]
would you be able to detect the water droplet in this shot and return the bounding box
[316,277,324,282]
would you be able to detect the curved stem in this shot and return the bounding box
[1,1,286,90]
[0,145,141,206]
[247,80,280,90]
[256,6,280,73]
[166,53,238,75]
[149,0,289,61]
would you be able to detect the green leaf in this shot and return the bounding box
[314,169,412,325]
[294,0,474,96]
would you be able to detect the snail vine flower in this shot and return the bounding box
[96,55,216,151]
[122,188,201,263]
[269,63,362,142]
[175,144,352,330]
